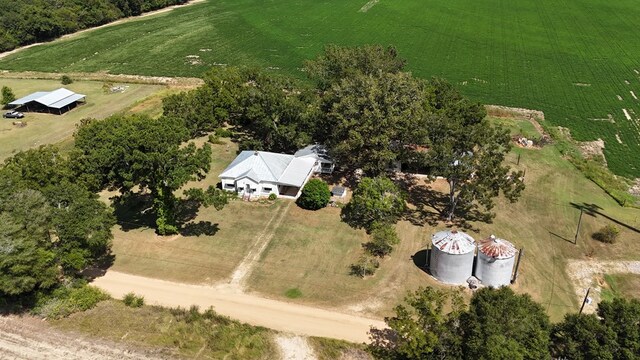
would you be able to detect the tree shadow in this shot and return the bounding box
[397,174,479,231]
[180,221,220,236]
[571,202,640,234]
[80,252,116,281]
[112,192,217,236]
[112,192,156,231]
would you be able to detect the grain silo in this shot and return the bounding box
[429,230,476,284]
[475,235,517,287]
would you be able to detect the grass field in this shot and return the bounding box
[0,78,163,160]
[2,0,640,177]
[602,273,640,301]
[106,119,640,322]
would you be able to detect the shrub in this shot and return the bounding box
[33,284,110,318]
[268,193,277,201]
[349,255,379,277]
[297,179,331,210]
[215,128,233,138]
[1,86,15,105]
[208,134,224,144]
[592,225,620,244]
[60,75,73,85]
[364,222,400,257]
[285,288,302,299]
[123,292,145,308]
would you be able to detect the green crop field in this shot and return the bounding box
[2,0,640,177]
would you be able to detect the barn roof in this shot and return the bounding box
[9,88,86,109]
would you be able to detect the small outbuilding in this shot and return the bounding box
[8,88,86,115]
[429,229,476,284]
[474,235,517,288]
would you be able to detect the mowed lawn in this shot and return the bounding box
[106,120,640,321]
[245,118,640,321]
[2,0,640,177]
[0,78,163,160]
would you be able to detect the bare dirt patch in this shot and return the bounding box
[565,260,640,314]
[0,315,168,360]
[579,138,606,163]
[276,334,318,360]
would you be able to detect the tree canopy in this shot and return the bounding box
[369,287,552,360]
[0,146,115,297]
[73,114,227,235]
[421,79,525,221]
[0,0,189,52]
[318,71,429,176]
[341,176,406,232]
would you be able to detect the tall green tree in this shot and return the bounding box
[1,86,16,106]
[368,287,465,359]
[73,115,227,235]
[341,176,406,232]
[460,287,551,360]
[0,189,58,296]
[422,79,525,222]
[551,298,640,360]
[163,67,243,138]
[0,145,115,296]
[305,44,406,90]
[231,68,317,153]
[318,72,429,175]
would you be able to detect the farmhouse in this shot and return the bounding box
[8,88,86,115]
[219,145,334,199]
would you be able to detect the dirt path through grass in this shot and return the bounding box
[229,201,293,288]
[566,259,640,313]
[0,316,166,360]
[0,0,207,61]
[92,271,385,343]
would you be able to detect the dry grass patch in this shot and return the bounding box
[53,300,277,359]
[0,77,163,160]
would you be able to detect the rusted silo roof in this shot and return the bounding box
[478,235,517,259]
[431,230,476,255]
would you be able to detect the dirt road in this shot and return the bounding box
[92,271,385,343]
[0,316,168,360]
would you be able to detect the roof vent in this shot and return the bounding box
[254,151,259,156]
[451,229,458,234]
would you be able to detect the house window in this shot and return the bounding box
[225,183,235,189]
[262,187,272,193]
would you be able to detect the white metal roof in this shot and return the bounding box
[432,230,476,254]
[8,88,86,109]
[220,150,317,186]
[278,157,316,186]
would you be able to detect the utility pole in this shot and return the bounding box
[574,209,584,245]
[511,248,524,284]
[579,287,591,314]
